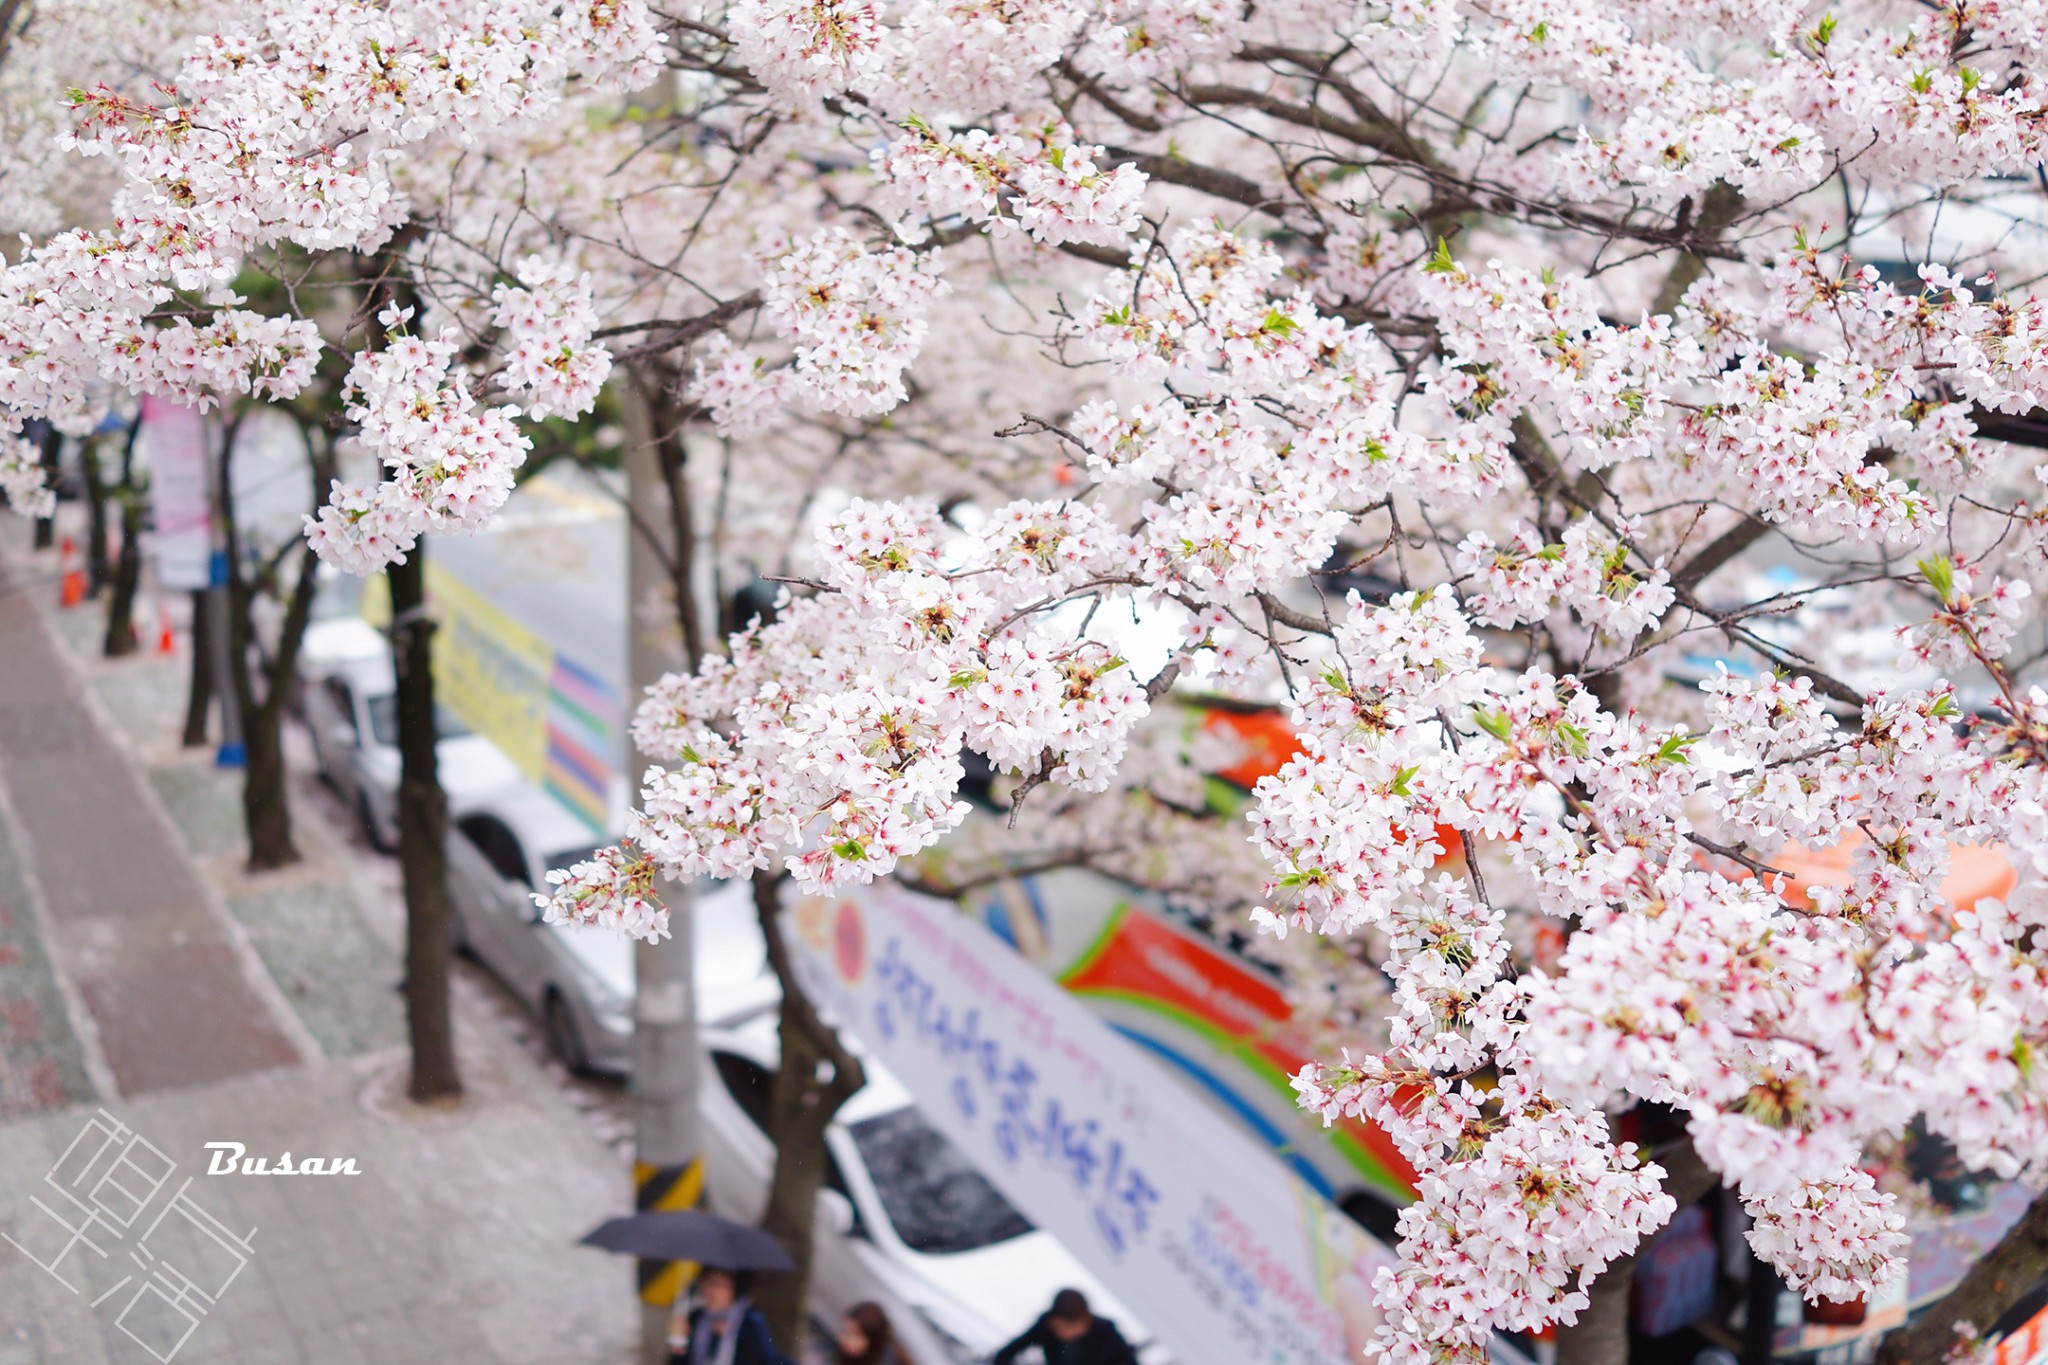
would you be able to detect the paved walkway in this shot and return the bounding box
[0,554,301,1097]
[0,522,639,1364]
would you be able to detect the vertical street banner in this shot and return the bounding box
[788,883,1398,1365]
[141,397,211,591]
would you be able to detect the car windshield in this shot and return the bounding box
[846,1107,1033,1255]
[365,695,473,747]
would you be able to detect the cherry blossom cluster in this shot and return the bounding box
[0,0,662,510]
[547,497,1154,898]
[490,256,612,421]
[877,115,1148,247]
[1901,557,2032,674]
[0,430,52,518]
[690,334,798,438]
[1456,518,1674,640]
[532,841,671,943]
[758,229,947,417]
[304,304,529,573]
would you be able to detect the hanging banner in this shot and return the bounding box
[971,868,1417,1208]
[789,883,1399,1365]
[362,557,619,833]
[141,397,211,590]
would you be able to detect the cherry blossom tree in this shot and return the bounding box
[11,0,2048,1361]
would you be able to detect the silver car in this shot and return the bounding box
[298,617,522,852]
[443,782,645,1073]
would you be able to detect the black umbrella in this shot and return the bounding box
[580,1210,796,1271]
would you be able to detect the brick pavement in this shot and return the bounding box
[0,552,303,1096]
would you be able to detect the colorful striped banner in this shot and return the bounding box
[544,652,619,833]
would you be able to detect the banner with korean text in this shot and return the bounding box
[788,883,1398,1365]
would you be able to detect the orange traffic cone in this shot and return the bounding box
[58,537,86,608]
[155,596,177,655]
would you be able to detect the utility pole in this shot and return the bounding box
[623,365,702,1364]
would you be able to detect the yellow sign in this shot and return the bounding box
[360,561,554,783]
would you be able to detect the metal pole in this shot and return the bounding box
[623,370,702,1365]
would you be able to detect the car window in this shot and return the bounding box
[365,695,474,748]
[322,679,357,739]
[457,816,529,887]
[713,1050,774,1132]
[846,1107,1032,1254]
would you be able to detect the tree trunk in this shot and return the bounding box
[239,691,298,869]
[1557,1134,1721,1365]
[239,540,322,870]
[81,438,110,595]
[216,417,327,872]
[1742,1247,1784,1365]
[751,870,864,1352]
[102,490,142,657]
[391,547,461,1103]
[32,420,58,550]
[1879,1188,2048,1365]
[182,589,212,747]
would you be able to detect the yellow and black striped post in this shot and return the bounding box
[635,1157,706,1307]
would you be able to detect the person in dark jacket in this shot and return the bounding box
[991,1289,1138,1365]
[668,1267,784,1365]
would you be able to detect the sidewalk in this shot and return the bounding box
[0,520,638,1364]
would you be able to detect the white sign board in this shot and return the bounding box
[788,884,1398,1365]
[142,397,211,590]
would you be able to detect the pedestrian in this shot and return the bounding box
[991,1289,1138,1365]
[803,1302,911,1365]
[668,1267,784,1365]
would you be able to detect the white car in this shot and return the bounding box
[298,617,522,851]
[698,1007,1166,1365]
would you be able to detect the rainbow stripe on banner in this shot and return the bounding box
[544,653,618,833]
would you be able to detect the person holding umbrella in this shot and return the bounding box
[669,1267,784,1365]
[578,1209,796,1365]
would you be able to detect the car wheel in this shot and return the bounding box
[545,992,588,1074]
[358,792,394,854]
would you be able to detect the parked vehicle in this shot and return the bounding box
[297,617,521,851]
[698,1008,1165,1365]
[442,780,770,1074]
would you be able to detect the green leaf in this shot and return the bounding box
[1390,764,1421,797]
[1812,12,1836,46]
[1424,238,1459,276]
[1261,306,1301,336]
[1917,554,1957,605]
[1654,731,1697,765]
[1471,707,1512,741]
